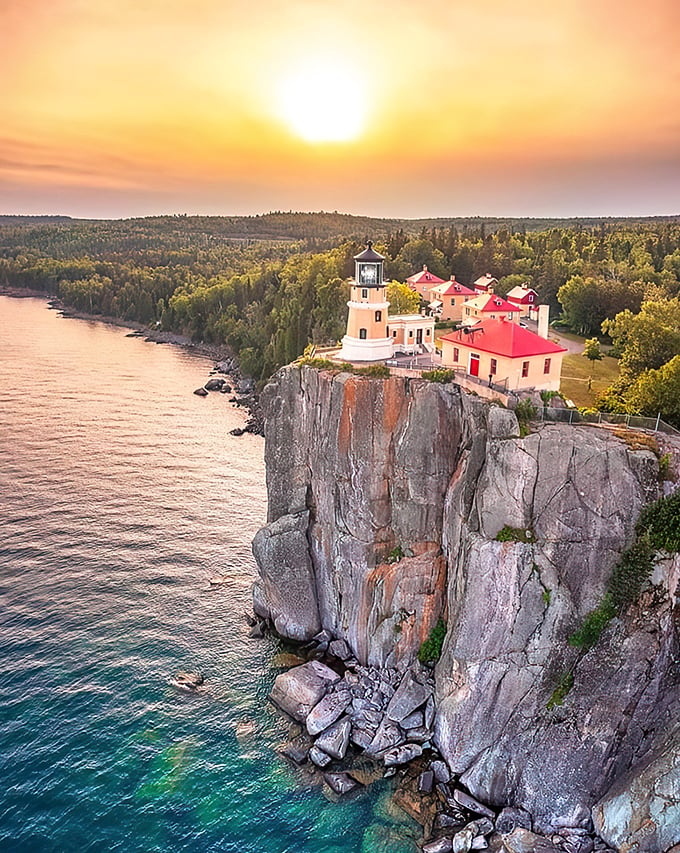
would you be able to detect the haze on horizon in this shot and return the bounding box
[2,0,679,220]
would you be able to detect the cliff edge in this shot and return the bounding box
[253,365,679,843]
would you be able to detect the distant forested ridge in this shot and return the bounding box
[1,213,679,421]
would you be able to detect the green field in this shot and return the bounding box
[560,353,620,408]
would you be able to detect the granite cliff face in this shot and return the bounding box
[253,365,679,844]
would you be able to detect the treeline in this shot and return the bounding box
[1,217,679,413]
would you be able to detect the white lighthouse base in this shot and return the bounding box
[337,335,393,362]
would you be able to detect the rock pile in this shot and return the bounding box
[193,361,264,435]
[270,640,436,772]
[267,632,617,853]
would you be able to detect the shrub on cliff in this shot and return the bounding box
[418,618,447,664]
[421,369,455,384]
[636,492,680,552]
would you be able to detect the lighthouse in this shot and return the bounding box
[337,242,393,362]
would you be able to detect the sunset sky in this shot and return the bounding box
[2,0,679,219]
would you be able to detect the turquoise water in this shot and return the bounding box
[0,296,418,852]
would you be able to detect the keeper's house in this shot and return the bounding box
[427,277,476,322]
[406,265,445,298]
[440,318,567,392]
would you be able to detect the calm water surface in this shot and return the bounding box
[0,296,418,853]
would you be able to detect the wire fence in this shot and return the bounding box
[536,406,679,435]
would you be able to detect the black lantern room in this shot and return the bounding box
[354,241,385,288]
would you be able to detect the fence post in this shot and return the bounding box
[655,412,661,432]
[569,409,573,424]
[626,414,630,428]
[598,412,602,424]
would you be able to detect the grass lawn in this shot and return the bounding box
[560,353,620,408]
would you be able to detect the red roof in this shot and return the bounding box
[441,318,568,359]
[406,265,445,286]
[464,293,520,314]
[432,278,476,297]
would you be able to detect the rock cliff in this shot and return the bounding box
[253,365,679,844]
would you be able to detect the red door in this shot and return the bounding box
[469,353,480,377]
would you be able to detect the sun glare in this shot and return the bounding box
[278,60,367,143]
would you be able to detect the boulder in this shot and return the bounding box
[269,661,339,721]
[423,839,453,853]
[193,387,208,396]
[280,737,309,765]
[452,829,475,853]
[252,511,321,641]
[306,689,351,735]
[383,743,423,766]
[328,638,353,660]
[204,377,225,391]
[309,746,332,767]
[432,759,451,783]
[386,671,432,722]
[500,829,561,852]
[496,807,533,834]
[323,772,360,795]
[419,770,435,793]
[453,789,494,820]
[366,718,404,756]
[315,716,351,761]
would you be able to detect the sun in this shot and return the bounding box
[277,59,367,143]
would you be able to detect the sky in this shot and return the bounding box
[1,0,679,219]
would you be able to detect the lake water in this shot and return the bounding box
[0,296,418,853]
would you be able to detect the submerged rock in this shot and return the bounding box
[193,387,208,397]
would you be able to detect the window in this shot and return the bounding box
[465,307,471,316]
[450,298,455,306]
[521,361,530,378]
[453,347,459,362]
[544,358,551,374]
[359,328,367,340]
[490,358,497,375]
[426,329,431,336]
[375,310,382,322]
[408,330,413,337]
[529,294,534,302]
[392,330,397,337]
[361,288,368,299]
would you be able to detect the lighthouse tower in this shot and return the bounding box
[338,242,393,362]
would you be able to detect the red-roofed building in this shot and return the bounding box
[406,265,445,298]
[427,276,476,322]
[440,318,567,391]
[506,285,539,318]
[462,293,521,325]
[473,273,498,293]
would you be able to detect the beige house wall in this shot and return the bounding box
[462,304,519,324]
[428,288,467,322]
[441,339,563,391]
[387,316,435,350]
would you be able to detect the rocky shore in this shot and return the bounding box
[265,629,618,853]
[0,289,265,435]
